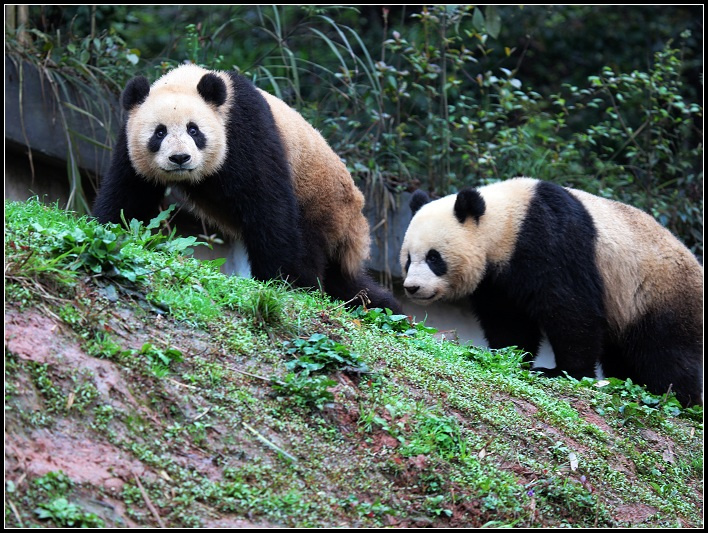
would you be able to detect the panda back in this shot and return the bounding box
[569,188,703,330]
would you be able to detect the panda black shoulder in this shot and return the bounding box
[523,180,597,236]
[510,180,600,281]
[220,73,287,158]
[224,73,274,122]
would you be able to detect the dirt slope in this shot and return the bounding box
[4,200,703,527]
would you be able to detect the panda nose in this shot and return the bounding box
[169,154,191,165]
[404,284,420,295]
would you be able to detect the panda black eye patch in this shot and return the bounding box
[187,122,207,149]
[148,125,168,152]
[426,249,448,276]
[405,253,411,273]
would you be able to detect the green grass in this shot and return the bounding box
[4,198,703,528]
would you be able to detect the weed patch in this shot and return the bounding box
[35,497,105,528]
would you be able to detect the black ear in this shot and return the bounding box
[197,73,227,107]
[410,190,431,215]
[454,188,485,223]
[122,76,151,111]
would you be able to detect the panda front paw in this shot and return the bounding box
[533,366,564,377]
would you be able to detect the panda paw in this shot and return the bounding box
[533,366,564,377]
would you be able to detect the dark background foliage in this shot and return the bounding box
[7,5,703,256]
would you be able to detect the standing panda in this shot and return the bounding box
[400,177,703,406]
[92,64,400,312]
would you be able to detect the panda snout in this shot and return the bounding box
[404,284,420,295]
[169,153,192,166]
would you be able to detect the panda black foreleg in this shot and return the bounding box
[197,168,315,287]
[239,213,315,288]
[469,287,542,364]
[92,129,167,224]
[540,316,605,380]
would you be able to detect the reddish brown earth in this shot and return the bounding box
[4,301,703,528]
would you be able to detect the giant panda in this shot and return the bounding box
[92,64,400,312]
[400,177,703,406]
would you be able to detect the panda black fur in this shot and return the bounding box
[401,177,703,406]
[93,64,400,312]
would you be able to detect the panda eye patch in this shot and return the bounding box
[148,125,168,152]
[186,122,207,150]
[425,249,448,276]
[405,253,411,273]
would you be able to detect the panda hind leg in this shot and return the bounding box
[322,261,402,314]
[604,313,703,407]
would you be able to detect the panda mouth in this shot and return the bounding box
[406,290,439,303]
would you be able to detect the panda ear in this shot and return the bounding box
[410,190,431,215]
[197,73,227,107]
[454,188,485,224]
[122,76,151,111]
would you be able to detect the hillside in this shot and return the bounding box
[4,199,703,528]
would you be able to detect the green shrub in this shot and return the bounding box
[9,6,701,256]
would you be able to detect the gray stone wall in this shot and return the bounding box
[5,57,120,179]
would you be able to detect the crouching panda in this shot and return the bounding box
[400,177,703,406]
[92,63,400,312]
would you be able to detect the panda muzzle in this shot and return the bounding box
[169,154,192,166]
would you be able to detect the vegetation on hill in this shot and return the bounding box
[5,199,703,528]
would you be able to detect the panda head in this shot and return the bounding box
[124,64,231,184]
[400,188,489,304]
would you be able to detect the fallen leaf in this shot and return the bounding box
[569,452,578,471]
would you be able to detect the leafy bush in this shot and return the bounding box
[138,342,184,377]
[284,333,367,375]
[8,203,198,284]
[271,373,336,410]
[351,306,437,336]
[272,334,367,410]
[9,6,701,256]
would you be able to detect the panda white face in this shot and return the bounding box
[127,95,227,184]
[125,68,230,184]
[400,181,538,306]
[402,247,452,304]
[400,194,488,305]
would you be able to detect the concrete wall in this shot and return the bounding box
[5,56,119,179]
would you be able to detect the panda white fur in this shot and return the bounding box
[93,64,399,312]
[401,177,703,406]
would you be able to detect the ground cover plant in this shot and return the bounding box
[4,199,703,528]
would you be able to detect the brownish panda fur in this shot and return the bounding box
[569,189,704,336]
[260,91,370,278]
